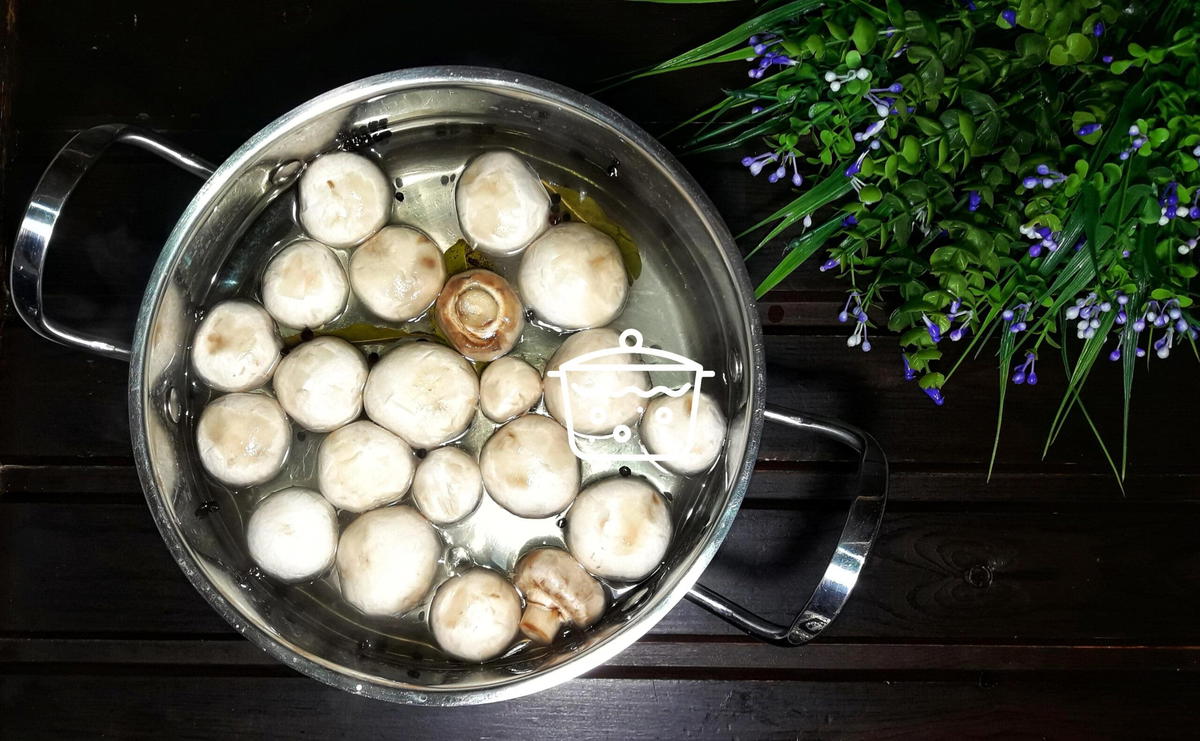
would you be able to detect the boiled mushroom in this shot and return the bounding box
[196,393,290,487]
[363,341,479,449]
[543,328,649,436]
[349,226,447,323]
[191,300,282,392]
[430,568,523,662]
[433,269,524,362]
[336,505,442,617]
[261,240,349,329]
[411,446,483,525]
[640,392,727,475]
[272,336,367,432]
[246,487,338,582]
[479,356,542,423]
[455,150,550,255]
[479,414,580,518]
[566,477,672,581]
[518,223,627,330]
[514,547,606,644]
[297,151,392,248]
[317,420,415,512]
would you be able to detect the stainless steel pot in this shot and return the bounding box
[10,67,887,705]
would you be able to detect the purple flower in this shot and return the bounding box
[922,313,942,343]
[923,387,945,406]
[1077,123,1102,136]
[841,214,858,228]
[968,190,982,212]
[902,355,917,381]
[820,258,841,272]
[1001,9,1017,26]
[1093,22,1104,37]
[1011,351,1038,385]
[1102,55,1114,63]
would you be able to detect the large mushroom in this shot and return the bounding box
[518,223,627,330]
[363,341,480,449]
[513,547,606,644]
[246,487,338,582]
[543,328,649,436]
[272,336,367,432]
[297,151,392,248]
[433,269,524,362]
[196,392,290,487]
[455,150,550,255]
[349,226,447,322]
[191,300,282,392]
[411,446,483,525]
[336,505,442,617]
[429,568,523,662]
[566,477,672,582]
[317,420,415,512]
[261,240,349,329]
[479,414,580,518]
[640,392,727,475]
[479,356,542,423]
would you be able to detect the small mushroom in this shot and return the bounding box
[518,223,627,330]
[317,420,415,512]
[479,414,580,518]
[246,487,338,582]
[513,548,606,644]
[191,300,282,392]
[272,336,367,432]
[297,151,392,248]
[543,328,649,436]
[430,568,523,662]
[433,269,524,361]
[261,240,349,329]
[336,505,442,617]
[411,446,483,525]
[196,393,290,487]
[349,226,447,322]
[566,477,672,582]
[479,356,542,423]
[455,150,550,255]
[363,342,480,449]
[640,392,727,475]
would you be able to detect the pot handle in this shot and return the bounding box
[685,407,888,646]
[9,124,216,361]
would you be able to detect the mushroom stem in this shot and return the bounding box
[520,603,565,644]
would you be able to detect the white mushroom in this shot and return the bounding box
[518,223,627,330]
[566,477,672,582]
[455,150,550,255]
[430,568,523,662]
[246,487,338,582]
[261,240,349,329]
[336,505,441,617]
[191,300,282,392]
[349,226,447,322]
[411,446,483,525]
[514,548,606,644]
[433,269,524,361]
[363,342,479,449]
[196,393,290,487]
[272,337,367,432]
[317,420,415,513]
[543,328,649,436]
[479,414,579,518]
[297,151,392,248]
[640,392,727,475]
[479,356,542,423]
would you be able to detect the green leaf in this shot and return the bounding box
[1065,33,1092,61]
[1111,59,1135,74]
[845,49,862,68]
[740,175,854,253]
[754,217,841,298]
[957,110,976,146]
[901,136,922,164]
[858,185,883,204]
[851,16,877,54]
[1045,310,1116,451]
[1048,44,1070,66]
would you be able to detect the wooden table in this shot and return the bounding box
[2,1,1198,737]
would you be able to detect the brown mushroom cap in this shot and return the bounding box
[434,269,525,362]
[514,547,606,643]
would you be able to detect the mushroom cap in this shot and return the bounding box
[430,568,523,662]
[192,300,282,392]
[196,393,290,487]
[479,356,542,423]
[518,223,627,330]
[272,337,367,432]
[479,414,580,518]
[434,269,525,362]
[317,420,415,512]
[412,446,484,525]
[246,487,338,582]
[455,150,550,255]
[261,240,349,329]
[336,506,442,617]
[543,328,649,436]
[514,547,606,643]
[349,226,447,322]
[566,477,672,581]
[363,342,480,449]
[640,392,727,475]
[297,151,391,248]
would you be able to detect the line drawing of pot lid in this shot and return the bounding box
[546,328,715,463]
